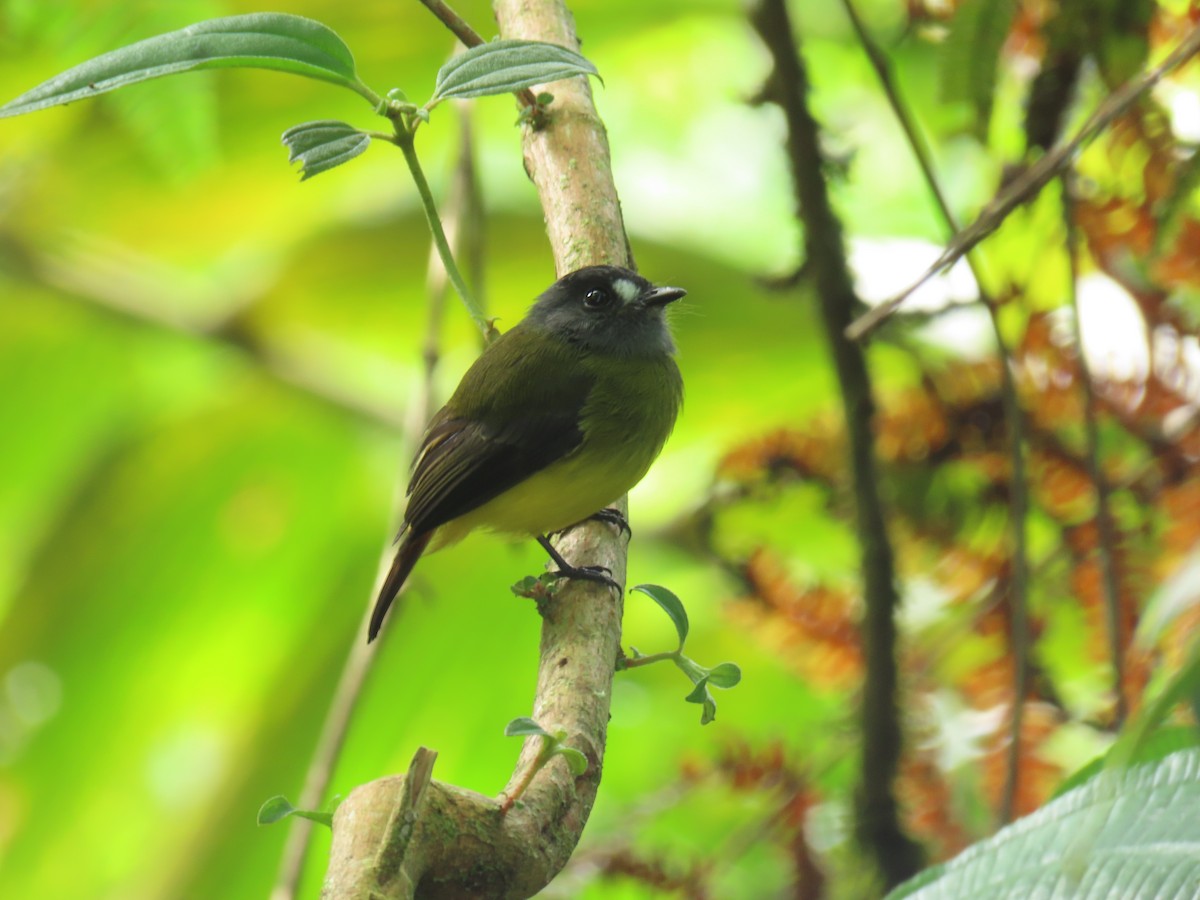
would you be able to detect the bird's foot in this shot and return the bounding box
[536,535,623,593]
[589,507,632,540]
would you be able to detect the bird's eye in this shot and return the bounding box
[583,289,610,309]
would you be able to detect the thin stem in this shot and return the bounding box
[270,604,384,900]
[351,79,386,110]
[839,0,1031,825]
[993,323,1030,826]
[393,127,494,341]
[272,112,486,899]
[1063,179,1127,726]
[749,0,923,886]
[415,0,485,47]
[499,743,549,814]
[619,651,678,669]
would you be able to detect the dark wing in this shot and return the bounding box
[402,327,595,534]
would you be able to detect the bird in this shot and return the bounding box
[368,264,686,641]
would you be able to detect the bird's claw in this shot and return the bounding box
[536,534,622,594]
[550,562,622,593]
[589,507,632,540]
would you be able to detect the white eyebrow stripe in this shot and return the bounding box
[614,278,639,303]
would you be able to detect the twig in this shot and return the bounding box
[846,22,1200,341]
[833,0,1034,827]
[270,108,485,900]
[269,604,384,900]
[1063,178,1127,726]
[994,324,1031,826]
[392,126,493,340]
[749,0,923,888]
[415,0,540,110]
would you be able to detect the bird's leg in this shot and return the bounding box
[588,507,632,540]
[536,535,622,593]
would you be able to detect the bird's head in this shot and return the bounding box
[525,265,686,359]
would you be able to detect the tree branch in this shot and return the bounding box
[845,21,1200,340]
[834,0,1032,828]
[1063,179,1127,726]
[748,0,922,888]
[321,1,633,895]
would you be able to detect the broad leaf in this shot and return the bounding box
[1052,725,1200,800]
[282,120,371,180]
[632,583,689,649]
[0,13,376,120]
[888,749,1200,899]
[429,39,598,105]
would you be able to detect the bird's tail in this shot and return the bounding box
[368,529,432,642]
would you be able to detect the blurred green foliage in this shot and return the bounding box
[2,0,1197,897]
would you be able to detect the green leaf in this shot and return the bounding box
[707,662,742,689]
[504,717,551,739]
[1052,725,1200,800]
[282,120,371,181]
[684,678,718,725]
[939,0,1018,139]
[674,654,708,685]
[256,795,333,828]
[555,746,588,776]
[1136,550,1200,648]
[632,584,689,649]
[886,749,1200,899]
[257,795,295,825]
[429,39,598,105]
[0,13,377,120]
[1108,646,1200,774]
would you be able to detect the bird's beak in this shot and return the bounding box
[641,285,687,308]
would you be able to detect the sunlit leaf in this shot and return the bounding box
[0,13,376,120]
[888,750,1200,899]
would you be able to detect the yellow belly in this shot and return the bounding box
[427,439,655,552]
[423,350,682,554]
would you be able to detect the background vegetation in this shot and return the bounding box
[1,0,1198,897]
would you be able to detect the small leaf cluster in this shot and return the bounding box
[504,717,588,778]
[620,584,742,725]
[510,572,562,613]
